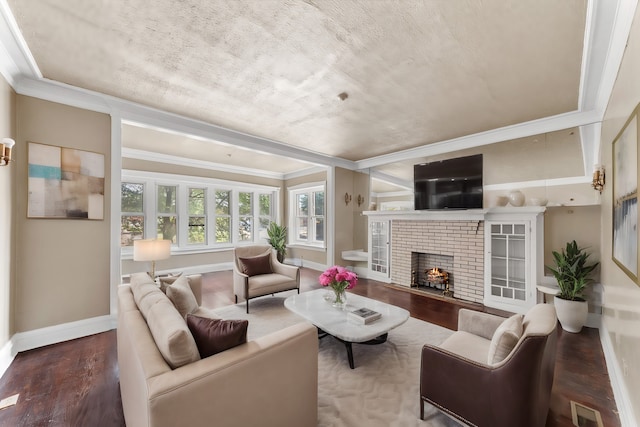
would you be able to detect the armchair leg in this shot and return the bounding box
[235,295,238,304]
[246,299,249,314]
[419,397,424,420]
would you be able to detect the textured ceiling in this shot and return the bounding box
[8,0,586,164]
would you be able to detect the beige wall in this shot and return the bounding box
[14,96,111,332]
[334,167,355,265]
[284,171,327,265]
[599,7,640,423]
[0,75,16,347]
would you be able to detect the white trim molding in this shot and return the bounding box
[599,321,639,427]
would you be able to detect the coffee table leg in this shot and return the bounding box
[344,342,355,369]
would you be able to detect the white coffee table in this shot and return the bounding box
[284,289,410,368]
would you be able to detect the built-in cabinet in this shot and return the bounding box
[484,209,545,314]
[368,219,391,282]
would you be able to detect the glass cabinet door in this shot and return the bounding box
[369,220,390,279]
[488,222,529,305]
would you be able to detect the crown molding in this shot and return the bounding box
[122,147,287,180]
[0,0,41,82]
[370,170,413,190]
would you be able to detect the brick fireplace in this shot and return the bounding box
[391,219,484,303]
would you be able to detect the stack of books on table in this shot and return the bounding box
[348,307,382,324]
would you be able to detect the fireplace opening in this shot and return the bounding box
[410,252,454,297]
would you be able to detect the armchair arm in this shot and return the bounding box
[457,309,505,340]
[232,264,249,300]
[272,260,300,281]
[147,322,318,427]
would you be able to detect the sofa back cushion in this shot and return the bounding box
[146,298,201,369]
[487,314,523,365]
[129,272,166,320]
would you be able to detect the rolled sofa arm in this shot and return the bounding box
[146,322,319,427]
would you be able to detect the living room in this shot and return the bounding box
[0,1,640,426]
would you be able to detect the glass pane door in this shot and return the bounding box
[490,223,527,302]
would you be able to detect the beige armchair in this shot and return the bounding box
[233,245,300,313]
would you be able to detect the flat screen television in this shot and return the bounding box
[414,154,483,210]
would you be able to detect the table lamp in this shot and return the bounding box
[133,239,171,279]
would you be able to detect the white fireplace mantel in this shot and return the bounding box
[363,206,546,221]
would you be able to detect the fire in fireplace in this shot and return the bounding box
[423,267,453,297]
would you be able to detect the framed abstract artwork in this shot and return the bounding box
[612,103,639,283]
[28,142,105,220]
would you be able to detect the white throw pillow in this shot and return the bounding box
[166,275,199,318]
[487,314,524,365]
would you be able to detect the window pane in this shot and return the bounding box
[157,216,177,243]
[157,185,177,214]
[239,216,252,241]
[215,190,230,215]
[314,191,324,216]
[297,217,308,240]
[297,193,308,216]
[121,183,143,212]
[239,192,252,215]
[315,217,324,242]
[188,217,206,244]
[189,188,205,215]
[216,217,230,243]
[259,194,271,216]
[121,215,144,246]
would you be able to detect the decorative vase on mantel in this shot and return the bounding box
[508,190,525,207]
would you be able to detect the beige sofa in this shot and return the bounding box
[118,272,318,427]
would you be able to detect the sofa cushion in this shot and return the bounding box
[186,315,249,358]
[487,313,524,365]
[166,276,199,318]
[129,272,167,320]
[238,252,273,276]
[440,331,492,365]
[146,298,201,369]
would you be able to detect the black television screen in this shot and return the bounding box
[414,154,483,210]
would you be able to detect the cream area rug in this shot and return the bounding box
[211,291,463,427]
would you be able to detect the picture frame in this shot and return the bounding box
[612,103,639,283]
[27,141,105,220]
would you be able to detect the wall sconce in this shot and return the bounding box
[592,164,605,193]
[344,192,352,205]
[356,194,364,207]
[1,138,15,166]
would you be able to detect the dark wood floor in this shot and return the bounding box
[0,268,620,426]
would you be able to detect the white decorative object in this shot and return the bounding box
[508,190,525,207]
[529,197,548,206]
[554,296,588,333]
[494,195,509,206]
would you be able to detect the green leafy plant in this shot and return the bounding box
[546,240,599,301]
[267,222,287,263]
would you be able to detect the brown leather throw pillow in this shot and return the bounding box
[238,253,273,276]
[186,315,249,358]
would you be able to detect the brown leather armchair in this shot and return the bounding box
[420,304,558,427]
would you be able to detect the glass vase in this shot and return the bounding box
[332,288,347,310]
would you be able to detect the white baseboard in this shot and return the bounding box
[0,314,116,381]
[599,322,638,427]
[292,258,325,272]
[155,262,234,277]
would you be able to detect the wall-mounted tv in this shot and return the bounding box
[414,154,483,210]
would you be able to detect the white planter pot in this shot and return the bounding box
[554,296,588,333]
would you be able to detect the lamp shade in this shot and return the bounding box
[133,239,171,262]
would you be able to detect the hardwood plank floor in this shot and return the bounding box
[0,268,620,426]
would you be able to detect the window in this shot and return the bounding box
[121,170,279,254]
[238,191,253,241]
[121,182,144,246]
[188,188,206,245]
[289,183,325,247]
[215,190,231,243]
[157,185,177,243]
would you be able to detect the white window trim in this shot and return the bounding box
[287,181,326,249]
[121,170,279,257]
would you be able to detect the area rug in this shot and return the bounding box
[211,292,463,427]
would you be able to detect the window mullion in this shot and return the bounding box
[207,187,215,247]
[146,182,156,239]
[178,183,188,248]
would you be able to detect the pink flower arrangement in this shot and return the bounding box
[319,265,358,293]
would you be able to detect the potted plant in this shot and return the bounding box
[546,240,599,333]
[267,222,287,263]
